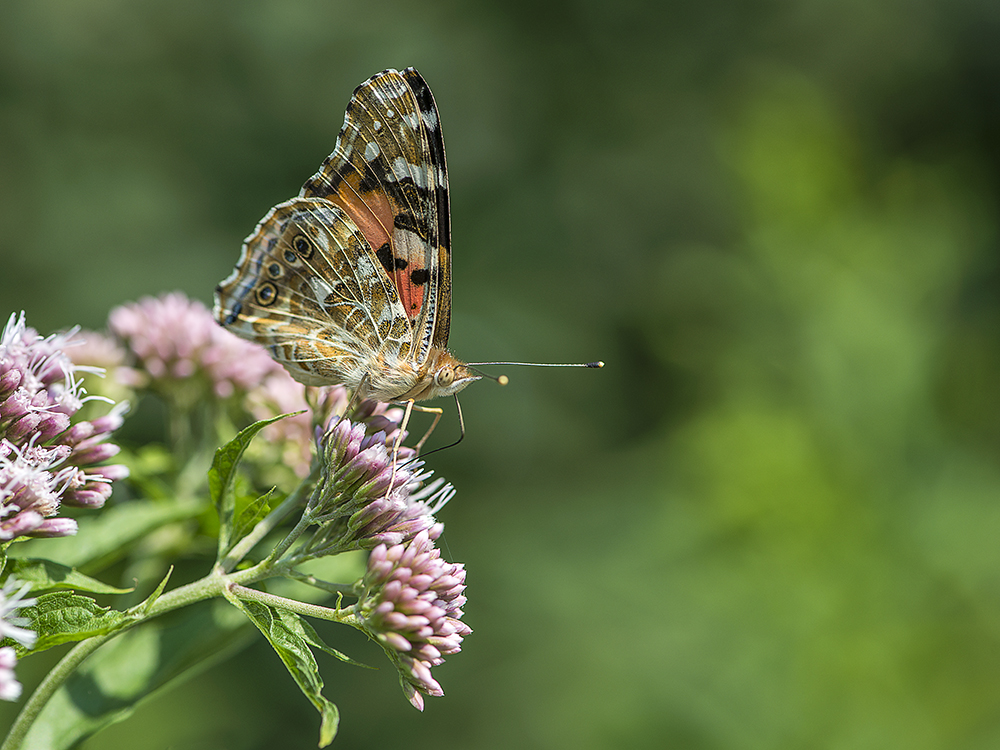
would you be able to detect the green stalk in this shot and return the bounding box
[227,583,350,622]
[2,560,278,749]
[219,464,318,573]
[1,634,110,750]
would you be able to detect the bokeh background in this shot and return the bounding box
[3,1,1000,748]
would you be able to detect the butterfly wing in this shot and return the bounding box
[301,67,453,363]
[214,197,412,387]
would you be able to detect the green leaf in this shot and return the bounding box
[19,591,129,655]
[276,606,372,669]
[20,599,254,750]
[210,413,299,560]
[135,566,173,615]
[225,593,340,747]
[231,487,277,549]
[3,558,133,595]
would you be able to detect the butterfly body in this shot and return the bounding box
[214,68,480,403]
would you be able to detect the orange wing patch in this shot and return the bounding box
[326,183,429,323]
[331,184,392,254]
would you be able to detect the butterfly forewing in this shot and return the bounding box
[300,67,452,361]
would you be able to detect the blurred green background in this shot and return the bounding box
[4,0,1000,748]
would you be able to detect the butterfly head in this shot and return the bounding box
[406,347,480,401]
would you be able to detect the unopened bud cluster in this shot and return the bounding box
[305,416,453,551]
[355,530,470,710]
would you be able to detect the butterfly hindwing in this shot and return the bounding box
[300,67,452,362]
[215,197,412,386]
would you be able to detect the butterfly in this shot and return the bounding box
[215,67,601,436]
[214,67,479,407]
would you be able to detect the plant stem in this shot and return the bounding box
[1,634,110,750]
[227,583,349,622]
[2,560,279,749]
[284,570,356,595]
[220,465,318,573]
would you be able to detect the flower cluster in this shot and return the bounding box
[0,293,476,723]
[108,293,283,401]
[305,415,454,551]
[1,313,129,540]
[0,579,38,702]
[277,400,471,708]
[355,530,470,710]
[106,293,333,477]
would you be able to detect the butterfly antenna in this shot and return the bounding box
[468,360,604,368]
[467,360,604,385]
[467,367,510,386]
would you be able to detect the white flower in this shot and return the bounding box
[0,646,22,701]
[0,578,37,649]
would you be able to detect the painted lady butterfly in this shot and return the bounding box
[215,68,601,421]
[214,67,476,406]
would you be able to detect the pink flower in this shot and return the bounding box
[109,293,283,400]
[1,313,129,540]
[0,647,22,702]
[0,578,36,649]
[355,530,470,710]
[0,578,37,703]
[307,415,451,550]
[244,373,314,477]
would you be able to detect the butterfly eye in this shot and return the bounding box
[435,367,455,388]
[255,282,278,307]
[293,234,314,260]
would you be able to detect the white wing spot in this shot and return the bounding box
[386,109,395,118]
[307,277,334,305]
[365,141,380,161]
[373,120,382,131]
[421,108,438,130]
[356,253,375,277]
[389,157,430,188]
[391,156,411,183]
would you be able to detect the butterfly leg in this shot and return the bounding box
[384,398,417,498]
[410,404,444,454]
[383,398,460,498]
[400,395,466,457]
[384,402,443,497]
[325,376,370,433]
[387,400,445,460]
